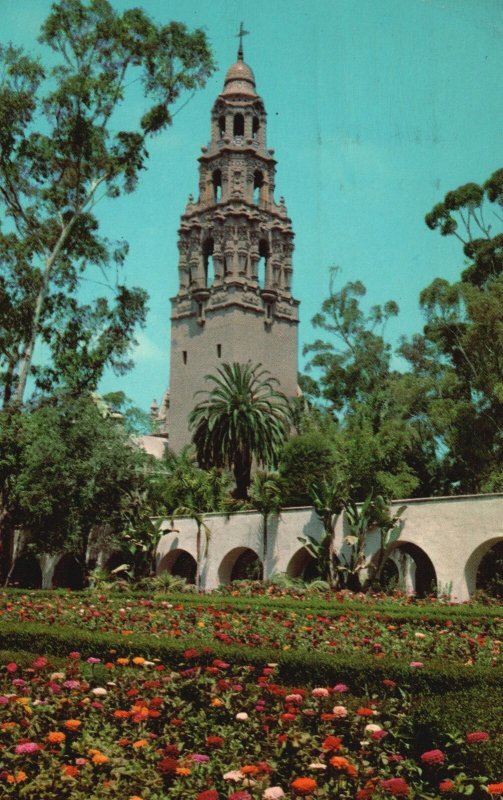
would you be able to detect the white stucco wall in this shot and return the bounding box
[156,494,503,602]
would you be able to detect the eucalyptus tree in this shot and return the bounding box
[189,362,291,499]
[403,168,503,492]
[0,0,214,406]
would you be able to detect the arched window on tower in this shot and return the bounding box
[218,115,226,138]
[203,237,215,287]
[258,239,269,289]
[252,116,260,139]
[253,170,264,205]
[212,169,222,203]
[233,113,244,137]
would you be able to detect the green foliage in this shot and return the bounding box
[279,428,340,504]
[0,0,214,406]
[189,362,291,499]
[303,268,429,499]
[409,686,503,778]
[403,167,503,492]
[0,396,152,578]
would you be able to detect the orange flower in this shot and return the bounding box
[175,767,191,776]
[61,765,79,778]
[291,776,317,795]
[116,657,130,665]
[113,710,130,719]
[132,739,149,749]
[1,722,17,730]
[7,772,27,784]
[91,752,109,765]
[47,731,66,744]
[241,765,260,775]
[132,657,145,665]
[64,719,81,731]
[211,698,224,707]
[487,785,503,797]
[329,756,357,777]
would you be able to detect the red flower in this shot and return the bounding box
[322,735,342,751]
[357,707,375,717]
[421,749,445,765]
[381,777,410,796]
[196,791,219,800]
[466,731,490,743]
[206,735,224,747]
[439,779,455,793]
[157,758,179,774]
[487,785,503,797]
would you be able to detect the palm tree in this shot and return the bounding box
[249,470,285,579]
[188,362,291,499]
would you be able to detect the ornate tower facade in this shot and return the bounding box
[166,44,299,452]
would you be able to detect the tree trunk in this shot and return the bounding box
[262,514,268,580]
[233,451,252,500]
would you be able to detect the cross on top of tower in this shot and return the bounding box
[236,22,249,61]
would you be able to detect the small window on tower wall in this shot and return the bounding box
[217,344,222,358]
[182,351,187,365]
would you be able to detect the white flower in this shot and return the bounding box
[309,761,327,770]
[263,789,285,800]
[223,770,245,782]
[235,712,249,721]
[50,672,65,681]
[364,723,382,734]
[91,687,107,696]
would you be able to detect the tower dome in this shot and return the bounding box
[223,60,257,97]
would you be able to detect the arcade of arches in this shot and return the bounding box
[7,495,503,600]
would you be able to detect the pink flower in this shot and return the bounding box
[409,661,423,668]
[333,683,349,692]
[466,731,490,743]
[311,687,329,698]
[421,749,445,765]
[6,662,17,673]
[15,742,41,754]
[332,705,348,717]
[86,657,101,664]
[32,657,47,669]
[263,790,285,800]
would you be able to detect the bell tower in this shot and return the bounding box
[166,35,299,452]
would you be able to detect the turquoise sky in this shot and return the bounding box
[3,0,503,411]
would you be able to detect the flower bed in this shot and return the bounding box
[0,650,502,799]
[1,592,501,668]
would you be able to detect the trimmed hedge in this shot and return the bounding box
[1,621,501,694]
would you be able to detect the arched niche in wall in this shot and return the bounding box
[202,237,215,288]
[8,553,42,589]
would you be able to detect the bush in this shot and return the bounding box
[409,686,503,778]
